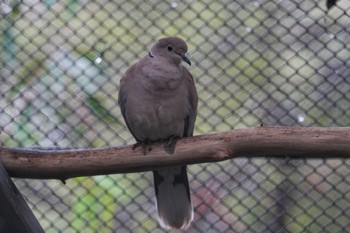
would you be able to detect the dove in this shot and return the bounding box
[118,37,198,229]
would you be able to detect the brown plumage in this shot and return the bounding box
[118,37,198,229]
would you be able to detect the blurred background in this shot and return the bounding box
[1,0,350,232]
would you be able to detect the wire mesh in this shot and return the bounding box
[1,0,350,232]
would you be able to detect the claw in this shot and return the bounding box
[132,142,150,155]
[132,142,141,150]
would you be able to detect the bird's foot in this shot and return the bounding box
[132,142,142,150]
[132,142,151,155]
[133,142,153,155]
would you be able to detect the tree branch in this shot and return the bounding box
[1,127,349,180]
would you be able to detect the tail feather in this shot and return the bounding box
[153,166,193,230]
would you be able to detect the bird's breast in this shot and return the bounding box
[125,88,188,142]
[141,62,183,91]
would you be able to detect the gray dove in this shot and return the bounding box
[118,37,198,230]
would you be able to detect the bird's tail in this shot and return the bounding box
[153,166,193,230]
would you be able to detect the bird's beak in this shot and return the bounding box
[180,54,191,66]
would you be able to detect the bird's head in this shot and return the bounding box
[150,37,191,66]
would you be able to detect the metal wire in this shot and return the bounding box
[1,0,350,232]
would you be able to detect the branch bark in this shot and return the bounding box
[1,127,349,180]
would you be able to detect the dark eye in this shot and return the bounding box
[167,45,173,51]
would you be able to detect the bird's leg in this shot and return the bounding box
[163,136,179,154]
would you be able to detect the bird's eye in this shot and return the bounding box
[167,45,173,51]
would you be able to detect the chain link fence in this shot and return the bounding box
[1,0,350,232]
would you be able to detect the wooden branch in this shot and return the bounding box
[1,127,350,180]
